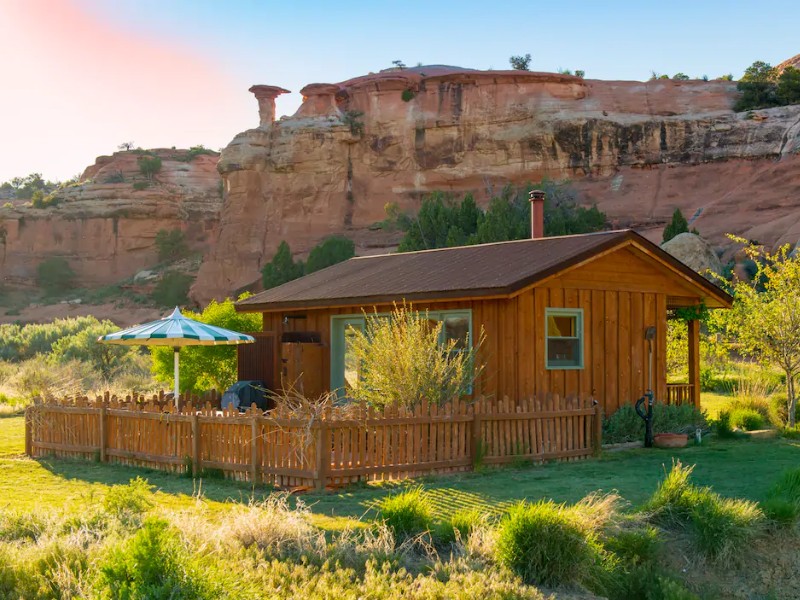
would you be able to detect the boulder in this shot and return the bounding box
[661,233,723,277]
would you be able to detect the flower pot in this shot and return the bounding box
[653,433,688,448]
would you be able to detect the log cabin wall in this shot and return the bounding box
[259,246,702,415]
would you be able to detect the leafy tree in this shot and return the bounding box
[735,61,778,111]
[575,70,585,78]
[155,229,189,262]
[150,297,261,393]
[509,54,532,71]
[394,182,607,252]
[718,240,800,426]
[777,66,800,106]
[672,73,690,80]
[151,272,193,307]
[662,208,689,243]
[50,319,137,379]
[118,142,135,151]
[718,74,734,81]
[37,258,76,295]
[261,241,304,289]
[305,236,355,274]
[1,173,51,200]
[137,155,162,181]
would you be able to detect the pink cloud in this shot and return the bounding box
[0,0,254,180]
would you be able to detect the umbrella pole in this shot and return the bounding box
[173,346,180,409]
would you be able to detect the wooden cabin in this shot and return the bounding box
[234,229,731,415]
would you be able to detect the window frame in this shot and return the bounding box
[545,307,584,370]
[330,309,473,398]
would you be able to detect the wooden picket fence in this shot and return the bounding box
[26,393,602,490]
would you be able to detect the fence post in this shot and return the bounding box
[314,422,328,492]
[24,407,32,457]
[592,401,603,457]
[99,406,107,462]
[251,414,260,485]
[470,409,482,470]
[191,413,200,478]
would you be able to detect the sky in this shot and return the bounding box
[0,0,798,182]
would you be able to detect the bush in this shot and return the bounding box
[152,272,194,307]
[305,236,355,274]
[727,407,766,431]
[644,462,763,563]
[137,155,162,180]
[377,487,433,539]
[662,208,689,243]
[495,500,596,586]
[132,181,149,191]
[104,171,125,184]
[401,89,415,102]
[36,257,76,295]
[602,403,707,444]
[103,477,154,526]
[155,229,190,262]
[96,517,213,599]
[347,303,483,408]
[262,241,304,290]
[509,53,532,71]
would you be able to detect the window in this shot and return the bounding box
[330,310,473,398]
[546,308,583,369]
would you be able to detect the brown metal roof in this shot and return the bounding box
[237,230,732,312]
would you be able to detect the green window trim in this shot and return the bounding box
[330,309,473,399]
[545,307,584,370]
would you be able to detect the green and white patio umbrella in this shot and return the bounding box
[98,307,254,405]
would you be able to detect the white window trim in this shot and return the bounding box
[545,307,584,370]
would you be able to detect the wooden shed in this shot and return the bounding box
[235,229,731,414]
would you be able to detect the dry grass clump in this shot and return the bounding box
[217,496,326,561]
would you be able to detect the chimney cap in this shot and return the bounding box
[529,189,546,201]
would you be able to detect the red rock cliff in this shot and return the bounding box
[0,149,222,289]
[193,66,800,302]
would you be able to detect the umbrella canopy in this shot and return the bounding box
[98,307,255,404]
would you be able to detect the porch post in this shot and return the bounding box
[687,319,701,408]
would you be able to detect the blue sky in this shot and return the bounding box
[2,0,797,181]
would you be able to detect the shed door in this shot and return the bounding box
[237,333,276,390]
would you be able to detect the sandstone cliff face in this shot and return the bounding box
[194,66,800,302]
[0,149,221,289]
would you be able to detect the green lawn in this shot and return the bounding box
[2,415,799,530]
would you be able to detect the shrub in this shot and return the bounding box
[261,241,304,290]
[224,497,324,561]
[104,171,125,184]
[155,228,190,262]
[727,407,766,431]
[347,303,484,408]
[401,89,415,102]
[304,236,355,274]
[137,155,162,180]
[341,110,365,136]
[662,208,689,243]
[495,500,596,586]
[152,272,193,307]
[602,403,707,444]
[96,517,213,599]
[644,462,763,563]
[102,477,154,525]
[377,487,433,539]
[132,181,149,191]
[509,53,532,70]
[36,257,76,295]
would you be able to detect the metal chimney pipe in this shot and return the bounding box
[529,190,546,239]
